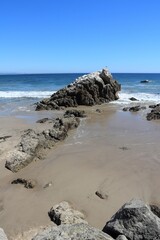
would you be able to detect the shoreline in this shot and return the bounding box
[0,103,160,239]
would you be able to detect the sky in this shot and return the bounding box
[0,0,160,73]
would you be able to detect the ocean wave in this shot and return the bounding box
[0,91,56,98]
[113,92,160,104]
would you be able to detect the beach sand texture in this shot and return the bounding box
[0,105,160,239]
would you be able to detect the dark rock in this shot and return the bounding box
[122,107,129,112]
[95,190,108,200]
[36,68,121,110]
[64,109,86,118]
[96,108,101,113]
[147,104,160,120]
[140,80,149,83]
[36,118,52,123]
[11,178,36,189]
[129,106,141,112]
[103,198,160,240]
[149,105,157,108]
[129,97,138,101]
[123,106,146,112]
[32,223,114,240]
[150,204,160,218]
[119,146,129,151]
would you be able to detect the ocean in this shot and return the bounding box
[0,72,160,115]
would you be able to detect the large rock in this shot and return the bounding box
[103,199,160,240]
[48,201,87,225]
[0,228,8,240]
[5,114,81,172]
[32,223,114,240]
[146,104,160,120]
[36,68,121,110]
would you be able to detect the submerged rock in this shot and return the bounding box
[103,198,160,239]
[48,201,87,225]
[36,68,121,110]
[32,223,114,240]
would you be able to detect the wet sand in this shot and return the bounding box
[0,105,160,239]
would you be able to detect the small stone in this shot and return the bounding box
[95,190,108,200]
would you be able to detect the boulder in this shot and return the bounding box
[147,104,160,120]
[36,68,121,110]
[0,228,8,240]
[32,223,114,240]
[103,198,160,239]
[48,201,87,225]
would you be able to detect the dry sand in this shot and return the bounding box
[0,105,160,239]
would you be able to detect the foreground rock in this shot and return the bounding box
[32,223,114,240]
[146,104,160,120]
[103,198,160,239]
[36,68,121,110]
[5,111,83,172]
[0,228,8,240]
[48,201,87,225]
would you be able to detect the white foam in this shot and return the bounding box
[0,91,56,98]
[112,92,160,105]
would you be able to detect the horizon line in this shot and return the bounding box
[0,72,160,75]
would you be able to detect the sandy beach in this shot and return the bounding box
[0,104,160,239]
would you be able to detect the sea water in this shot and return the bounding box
[113,73,160,105]
[0,72,160,115]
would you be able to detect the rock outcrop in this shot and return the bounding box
[48,201,87,225]
[32,223,114,240]
[103,198,160,239]
[146,104,160,120]
[5,111,84,172]
[35,68,121,111]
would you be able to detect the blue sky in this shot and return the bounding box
[0,0,160,73]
